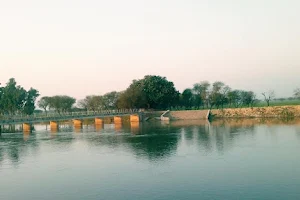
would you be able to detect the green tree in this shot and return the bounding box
[117,75,179,109]
[102,91,119,109]
[23,88,40,115]
[48,95,76,113]
[227,90,242,108]
[142,75,179,109]
[241,91,256,107]
[117,79,147,109]
[37,96,51,115]
[181,88,194,108]
[208,81,229,109]
[0,78,26,114]
[193,81,210,109]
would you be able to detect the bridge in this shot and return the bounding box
[0,109,142,133]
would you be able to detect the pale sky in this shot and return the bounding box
[1,0,299,99]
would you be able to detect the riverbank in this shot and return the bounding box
[147,105,300,120]
[210,105,300,119]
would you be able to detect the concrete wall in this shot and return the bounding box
[211,105,300,118]
[168,110,209,120]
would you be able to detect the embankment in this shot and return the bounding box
[145,110,209,120]
[210,105,300,119]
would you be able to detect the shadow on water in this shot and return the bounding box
[1,118,300,165]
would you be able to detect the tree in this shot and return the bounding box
[193,81,210,109]
[0,78,39,115]
[262,90,275,106]
[117,75,179,109]
[23,88,40,115]
[207,81,230,109]
[227,90,242,108]
[142,75,179,109]
[102,91,119,109]
[241,91,256,107]
[0,78,26,114]
[294,88,300,99]
[181,88,194,108]
[38,96,51,115]
[77,98,88,111]
[48,95,76,113]
[117,79,147,109]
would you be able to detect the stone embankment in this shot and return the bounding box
[210,105,300,119]
[168,110,209,120]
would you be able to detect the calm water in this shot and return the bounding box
[1,119,300,200]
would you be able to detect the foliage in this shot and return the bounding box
[0,78,39,115]
[117,75,179,109]
[38,95,76,113]
[37,96,51,114]
[180,89,194,108]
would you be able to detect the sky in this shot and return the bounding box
[0,0,300,99]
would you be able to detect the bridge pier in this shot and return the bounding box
[23,123,33,133]
[130,114,141,122]
[114,116,122,124]
[50,121,59,131]
[73,119,83,127]
[95,118,103,125]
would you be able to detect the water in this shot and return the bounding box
[1,119,300,200]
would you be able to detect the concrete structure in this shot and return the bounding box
[73,119,82,127]
[0,109,141,126]
[114,116,122,124]
[95,118,103,125]
[168,110,209,120]
[50,121,59,131]
[130,114,141,122]
[23,123,32,133]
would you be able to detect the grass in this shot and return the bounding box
[255,99,300,107]
[170,99,300,111]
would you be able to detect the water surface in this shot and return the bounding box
[1,119,300,200]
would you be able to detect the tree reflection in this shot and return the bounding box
[1,118,300,166]
[0,133,39,166]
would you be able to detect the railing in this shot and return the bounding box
[0,109,141,122]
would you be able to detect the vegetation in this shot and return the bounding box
[116,75,179,109]
[294,88,300,99]
[1,76,300,116]
[262,90,275,106]
[77,91,119,112]
[0,78,39,115]
[37,95,76,114]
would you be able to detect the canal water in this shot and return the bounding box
[0,119,300,200]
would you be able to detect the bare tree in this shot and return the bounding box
[37,96,50,115]
[262,90,275,106]
[294,88,300,99]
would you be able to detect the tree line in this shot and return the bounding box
[1,76,300,116]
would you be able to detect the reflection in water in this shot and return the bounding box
[130,122,140,135]
[114,123,122,132]
[0,118,300,166]
[0,133,39,166]
[95,124,104,132]
[1,118,300,200]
